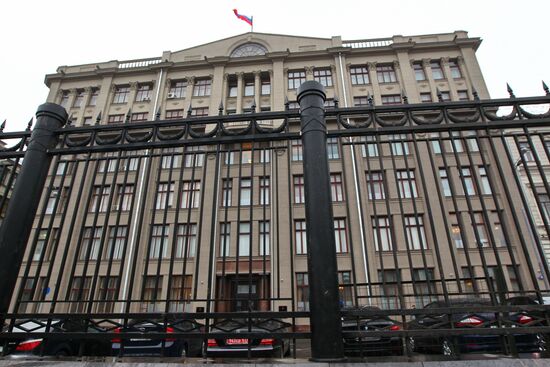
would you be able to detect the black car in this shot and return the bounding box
[204,318,291,358]
[407,298,546,356]
[341,306,403,356]
[5,319,111,357]
[111,319,203,357]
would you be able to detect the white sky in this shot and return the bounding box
[1,0,549,131]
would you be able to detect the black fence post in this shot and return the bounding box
[0,103,67,315]
[297,81,345,362]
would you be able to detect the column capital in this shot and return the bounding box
[187,76,195,84]
[84,86,92,93]
[440,57,450,66]
[393,60,400,69]
[253,70,262,77]
[456,55,465,65]
[165,77,172,87]
[367,61,377,69]
[236,72,245,79]
[129,82,138,91]
[421,58,431,68]
[305,66,315,75]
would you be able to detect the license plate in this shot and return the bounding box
[226,338,248,345]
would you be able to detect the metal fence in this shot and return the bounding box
[0,82,550,361]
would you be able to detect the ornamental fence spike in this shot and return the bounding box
[187,103,193,117]
[506,83,516,98]
[26,118,33,131]
[218,101,224,115]
[472,88,480,101]
[95,111,102,124]
[543,80,549,96]
[155,107,161,120]
[0,120,6,132]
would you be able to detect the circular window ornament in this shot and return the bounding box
[230,43,267,58]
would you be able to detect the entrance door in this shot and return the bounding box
[233,279,258,311]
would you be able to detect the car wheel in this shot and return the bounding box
[442,338,455,357]
[54,348,70,357]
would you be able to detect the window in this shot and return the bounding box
[230,43,267,57]
[287,101,300,110]
[291,139,303,161]
[405,215,427,250]
[413,63,426,81]
[80,227,102,260]
[334,218,348,253]
[518,142,535,162]
[193,79,211,97]
[330,173,344,202]
[420,93,432,103]
[261,78,271,95]
[473,212,489,247]
[96,277,118,313]
[314,68,333,87]
[183,145,204,167]
[390,134,409,155]
[366,171,385,200]
[90,185,110,212]
[33,229,55,262]
[83,116,93,125]
[131,112,148,122]
[350,66,369,85]
[338,271,353,307]
[160,147,181,169]
[295,220,307,254]
[324,99,336,109]
[381,94,401,105]
[155,182,174,209]
[143,276,162,312]
[372,216,393,251]
[220,222,231,257]
[45,187,60,214]
[493,215,507,247]
[239,178,251,206]
[327,137,340,159]
[221,179,232,207]
[360,136,378,157]
[176,223,197,258]
[378,270,399,309]
[89,88,99,106]
[397,170,418,198]
[462,267,475,293]
[113,85,130,104]
[461,167,476,196]
[69,277,91,313]
[135,84,152,102]
[296,273,309,311]
[241,148,252,164]
[412,269,435,307]
[440,91,451,102]
[260,176,270,205]
[288,70,306,90]
[224,151,235,165]
[169,275,192,312]
[376,65,397,83]
[450,213,464,249]
[259,221,270,255]
[181,180,201,208]
[354,96,369,106]
[448,131,464,152]
[507,266,521,292]
[150,225,168,258]
[457,90,469,101]
[166,109,184,119]
[244,77,255,96]
[108,114,124,124]
[260,149,270,163]
[105,226,127,260]
[294,175,305,204]
[449,60,462,78]
[227,77,237,97]
[73,90,84,108]
[478,166,492,194]
[191,107,209,117]
[115,184,134,211]
[169,80,187,98]
[237,222,251,257]
[60,90,70,108]
[439,168,452,197]
[539,194,550,223]
[430,61,444,80]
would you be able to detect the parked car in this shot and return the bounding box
[5,319,110,357]
[341,306,403,356]
[204,318,291,358]
[111,319,202,357]
[407,298,546,356]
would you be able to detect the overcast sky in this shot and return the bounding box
[1,0,549,131]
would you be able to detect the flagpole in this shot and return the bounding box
[251,16,253,32]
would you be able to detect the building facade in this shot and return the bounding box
[12,31,547,324]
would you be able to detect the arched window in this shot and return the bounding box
[230,43,267,58]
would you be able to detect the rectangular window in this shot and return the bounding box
[155,182,174,209]
[314,68,333,87]
[191,107,209,116]
[338,271,353,308]
[539,194,550,223]
[439,168,452,197]
[353,96,369,106]
[413,63,426,81]
[150,225,168,259]
[450,213,464,249]
[60,91,70,108]
[169,80,187,98]
[334,218,348,253]
[493,215,507,247]
[412,268,435,307]
[261,78,271,95]
[420,93,433,103]
[295,220,307,254]
[473,212,489,247]
[238,222,251,257]
[166,109,184,119]
[221,178,232,207]
[244,77,254,96]
[260,176,270,205]
[294,175,305,204]
[259,221,270,256]
[89,88,99,106]
[46,187,60,214]
[96,277,118,313]
[80,227,102,260]
[33,229,53,262]
[220,222,231,257]
[360,136,378,157]
[376,65,397,83]
[115,184,134,211]
[378,270,399,309]
[107,114,124,124]
[372,216,392,251]
[239,178,252,206]
[330,173,344,202]
[193,79,211,97]
[478,166,492,194]
[296,273,309,311]
[381,94,402,105]
[366,171,385,200]
[461,167,476,196]
[288,70,306,90]
[260,148,270,163]
[405,215,427,250]
[327,137,340,159]
[83,116,93,125]
[143,276,163,312]
[176,223,197,258]
[507,266,521,292]
[161,147,181,169]
[181,180,201,208]
[390,134,409,155]
[519,142,535,162]
[457,90,469,101]
[105,226,127,260]
[397,170,418,198]
[449,60,462,78]
[89,185,110,212]
[462,267,475,293]
[113,85,130,104]
[183,145,204,167]
[169,275,192,312]
[131,112,148,122]
[135,84,152,102]
[440,91,451,101]
[73,89,84,108]
[69,277,92,313]
[291,139,303,161]
[430,61,444,80]
[350,66,369,85]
